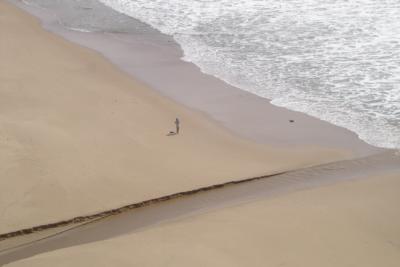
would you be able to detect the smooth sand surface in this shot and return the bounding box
[0,1,352,234]
[1,151,399,265]
[0,219,96,253]
[6,171,400,267]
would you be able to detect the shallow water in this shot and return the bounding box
[23,0,400,148]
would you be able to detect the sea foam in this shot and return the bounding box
[100,0,400,148]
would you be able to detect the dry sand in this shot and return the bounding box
[1,151,398,265]
[6,171,400,267]
[0,1,353,234]
[1,2,400,266]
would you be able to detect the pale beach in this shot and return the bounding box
[6,172,400,267]
[1,0,399,266]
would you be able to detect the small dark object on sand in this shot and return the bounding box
[289,119,295,123]
[167,131,176,136]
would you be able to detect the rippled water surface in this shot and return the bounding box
[24,0,400,148]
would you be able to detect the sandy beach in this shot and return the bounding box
[0,0,354,235]
[4,164,400,266]
[8,0,381,155]
[1,151,399,265]
[1,0,399,266]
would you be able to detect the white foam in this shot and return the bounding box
[99,0,400,148]
[65,26,94,33]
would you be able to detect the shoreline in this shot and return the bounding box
[8,0,383,157]
[1,2,400,266]
[1,0,354,235]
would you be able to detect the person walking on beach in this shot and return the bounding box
[175,117,180,134]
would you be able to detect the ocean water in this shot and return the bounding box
[23,0,400,148]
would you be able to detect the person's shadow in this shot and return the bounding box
[166,131,177,136]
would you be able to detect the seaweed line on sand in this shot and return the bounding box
[0,170,288,243]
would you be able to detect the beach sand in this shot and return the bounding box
[0,1,354,235]
[6,171,400,267]
[2,1,399,266]
[1,151,399,265]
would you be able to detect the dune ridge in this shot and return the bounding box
[1,150,399,265]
